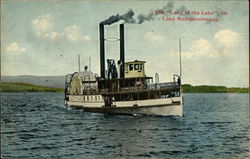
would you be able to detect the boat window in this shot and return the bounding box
[87,96,89,101]
[83,96,85,101]
[134,64,139,70]
[129,64,133,71]
[140,64,143,70]
[95,96,97,101]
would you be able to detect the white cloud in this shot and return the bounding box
[82,35,91,41]
[5,42,27,53]
[35,31,59,40]
[31,14,90,42]
[50,32,58,40]
[190,39,218,57]
[32,14,53,32]
[32,14,58,40]
[20,48,27,52]
[191,39,212,54]
[144,32,164,42]
[171,39,218,58]
[214,29,239,47]
[172,29,240,58]
[64,25,90,42]
[214,29,240,55]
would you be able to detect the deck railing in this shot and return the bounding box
[147,82,178,90]
[65,78,180,95]
[98,82,179,93]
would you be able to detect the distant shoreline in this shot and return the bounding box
[0,82,248,93]
[0,82,64,93]
[181,84,249,93]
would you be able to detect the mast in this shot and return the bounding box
[179,38,182,78]
[89,57,91,71]
[78,54,80,72]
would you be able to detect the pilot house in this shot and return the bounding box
[125,60,145,78]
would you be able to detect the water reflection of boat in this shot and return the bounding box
[64,23,183,116]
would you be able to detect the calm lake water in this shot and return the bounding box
[1,92,249,158]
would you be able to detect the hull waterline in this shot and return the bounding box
[65,96,183,116]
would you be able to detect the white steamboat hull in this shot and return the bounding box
[65,96,183,116]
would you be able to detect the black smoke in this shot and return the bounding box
[101,2,207,25]
[101,2,175,25]
[100,9,136,25]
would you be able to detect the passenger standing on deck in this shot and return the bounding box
[177,76,181,96]
[177,76,181,86]
[173,76,176,87]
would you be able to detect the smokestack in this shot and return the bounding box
[99,23,105,78]
[119,24,125,78]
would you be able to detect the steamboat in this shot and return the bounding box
[64,23,183,116]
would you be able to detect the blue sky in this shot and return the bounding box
[1,0,249,87]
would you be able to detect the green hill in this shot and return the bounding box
[181,84,249,93]
[0,82,64,93]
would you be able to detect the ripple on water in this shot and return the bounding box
[1,93,249,158]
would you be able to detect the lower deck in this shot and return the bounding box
[65,96,183,116]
